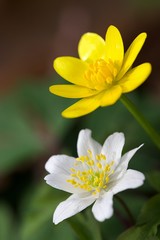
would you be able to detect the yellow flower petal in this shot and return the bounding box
[100,85,122,107]
[62,93,105,118]
[105,25,124,73]
[117,33,147,80]
[51,26,151,118]
[49,85,98,98]
[54,57,89,87]
[119,63,152,93]
[78,33,106,62]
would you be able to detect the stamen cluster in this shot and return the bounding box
[67,150,114,195]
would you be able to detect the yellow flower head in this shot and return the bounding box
[50,25,151,118]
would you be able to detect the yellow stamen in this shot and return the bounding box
[97,162,102,169]
[67,149,114,194]
[84,59,117,91]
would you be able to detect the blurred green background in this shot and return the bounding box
[0,0,160,239]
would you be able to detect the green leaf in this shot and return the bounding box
[68,208,102,240]
[20,183,75,240]
[68,214,93,240]
[117,194,160,240]
[137,194,160,225]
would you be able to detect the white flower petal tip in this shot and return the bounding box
[44,129,145,223]
[53,194,95,224]
[45,156,54,173]
[77,128,102,157]
[112,170,145,195]
[101,132,125,167]
[92,192,114,222]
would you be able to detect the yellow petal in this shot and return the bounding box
[54,57,89,87]
[117,33,147,80]
[49,85,98,98]
[78,33,106,62]
[119,63,152,93]
[105,25,124,73]
[62,93,104,118]
[100,85,122,106]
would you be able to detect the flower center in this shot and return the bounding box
[67,150,114,195]
[84,59,117,91]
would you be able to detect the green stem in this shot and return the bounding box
[68,210,103,240]
[85,208,103,240]
[115,195,135,225]
[120,95,160,150]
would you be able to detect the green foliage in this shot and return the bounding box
[117,194,160,239]
[68,210,102,240]
[0,79,160,240]
[20,183,75,240]
[0,81,75,174]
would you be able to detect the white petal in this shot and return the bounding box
[53,193,95,224]
[77,129,102,157]
[101,132,125,166]
[113,144,143,179]
[45,155,75,174]
[44,173,84,194]
[92,191,113,222]
[112,169,145,194]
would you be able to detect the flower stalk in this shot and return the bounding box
[68,209,103,240]
[121,95,160,149]
[115,195,135,226]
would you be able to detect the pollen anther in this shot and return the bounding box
[67,150,114,193]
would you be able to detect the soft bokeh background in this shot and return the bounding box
[0,1,160,239]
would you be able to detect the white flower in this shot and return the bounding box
[44,129,145,224]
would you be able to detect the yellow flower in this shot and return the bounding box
[50,25,151,118]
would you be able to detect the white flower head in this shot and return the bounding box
[44,129,145,224]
